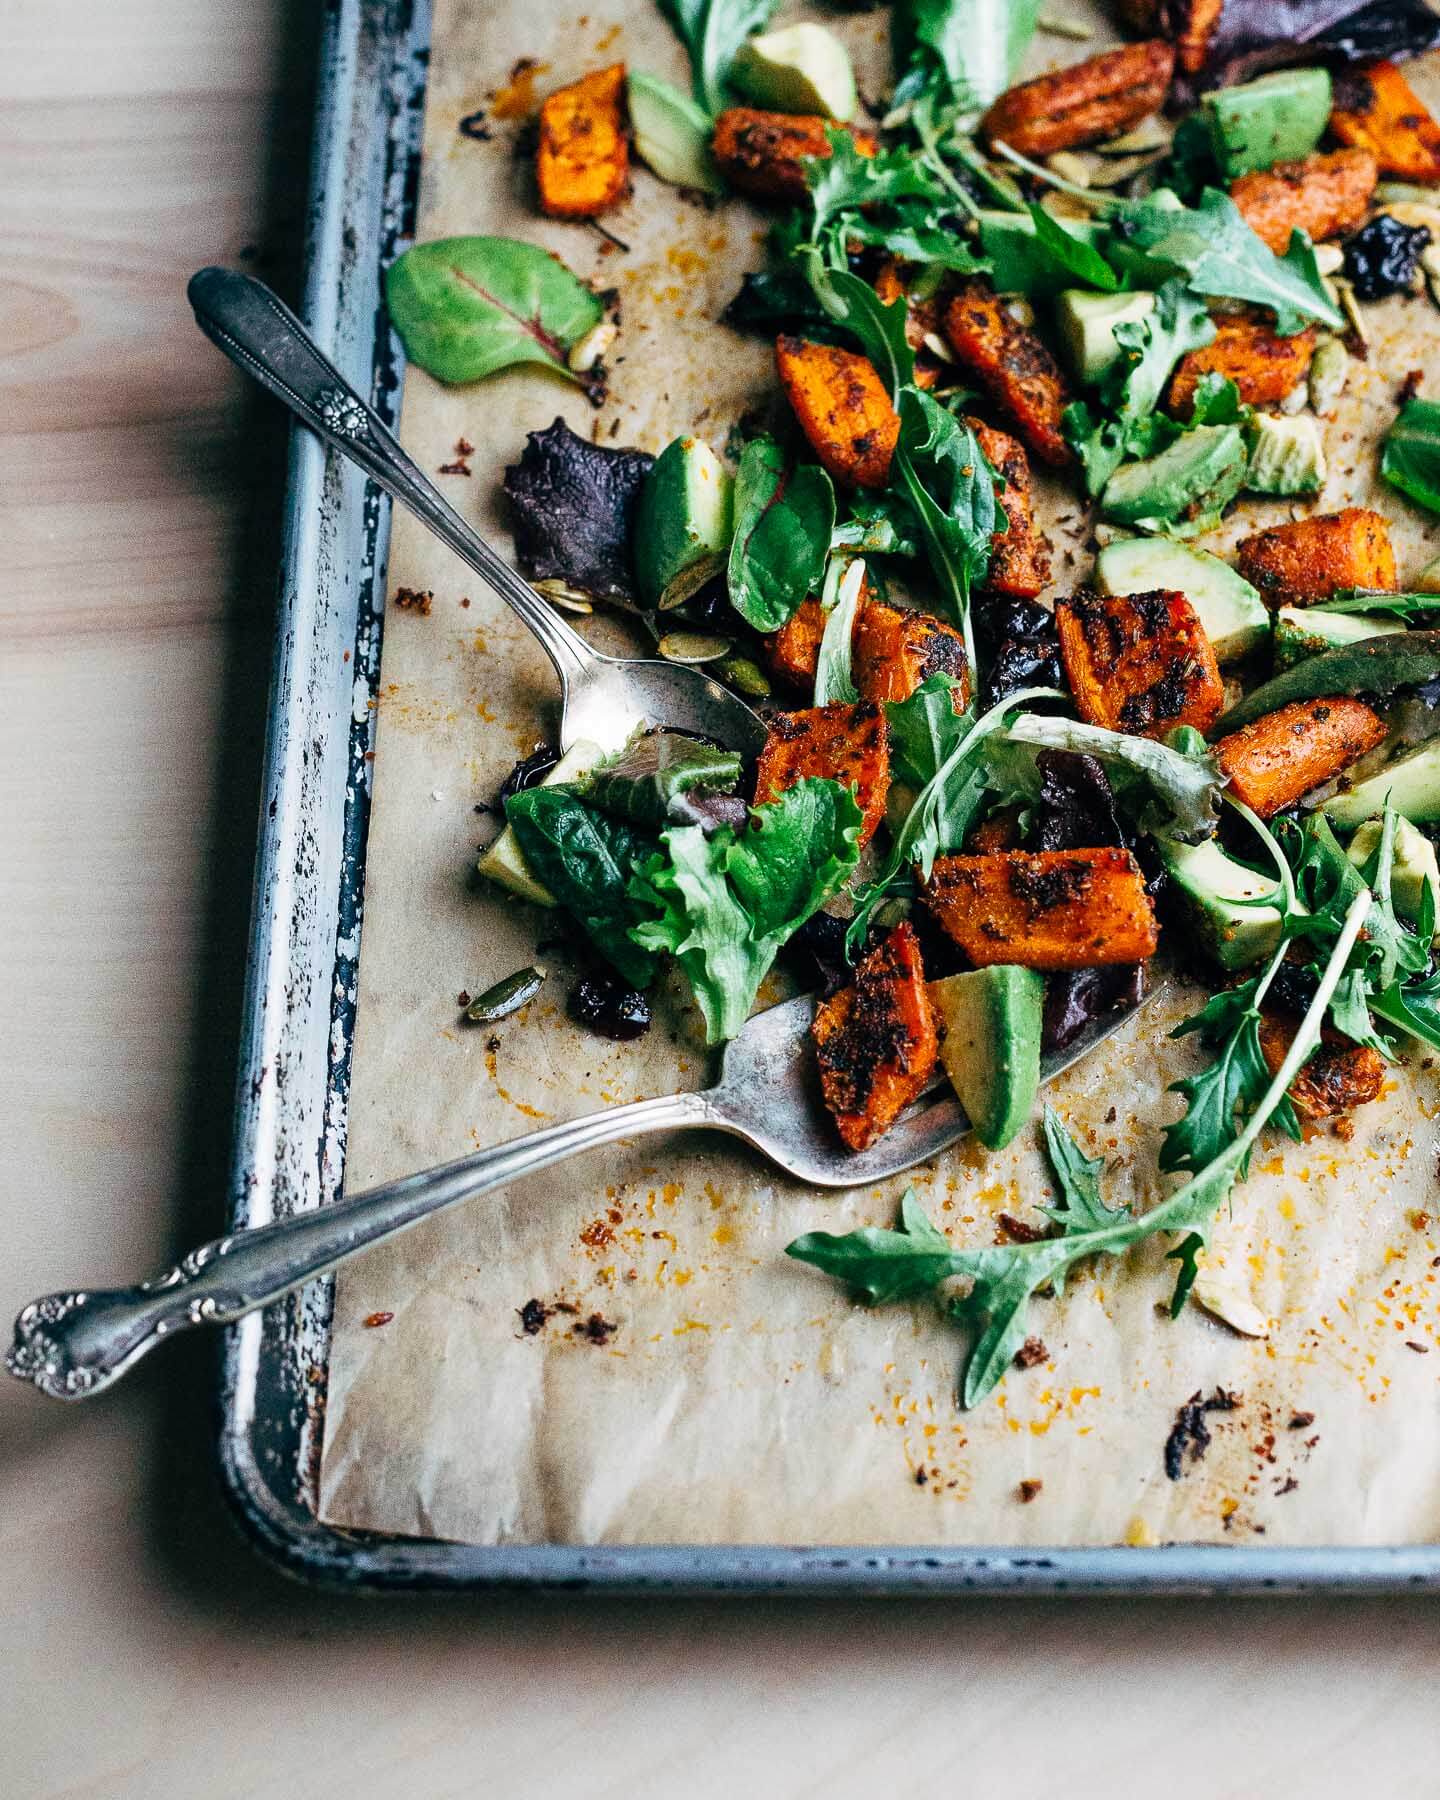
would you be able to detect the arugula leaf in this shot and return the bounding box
[1040,1107,1127,1233]
[1382,396,1440,516]
[385,237,605,387]
[1000,712,1224,842]
[580,730,742,831]
[786,1189,963,1304]
[1063,280,1216,495]
[726,436,835,632]
[1313,588,1440,619]
[891,387,999,663]
[628,778,863,1043]
[838,204,992,275]
[1029,204,1120,293]
[806,131,952,257]
[1164,972,1301,1175]
[1372,968,1440,1054]
[1329,966,1397,1059]
[814,556,867,707]
[892,0,1042,109]
[1114,188,1343,334]
[658,0,779,116]
[505,787,658,988]
[805,262,917,398]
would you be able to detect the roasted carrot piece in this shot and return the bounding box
[1056,589,1224,738]
[1215,696,1387,819]
[711,108,878,203]
[1234,507,1398,604]
[924,847,1159,970]
[763,596,827,689]
[1258,1012,1386,1120]
[1166,315,1317,416]
[775,335,900,490]
[980,40,1175,158]
[968,418,1052,598]
[754,701,890,845]
[1330,60,1440,183]
[536,64,629,219]
[812,921,939,1151]
[966,808,1023,854]
[943,282,1072,468]
[852,598,970,706]
[1230,148,1378,254]
[1115,0,1219,75]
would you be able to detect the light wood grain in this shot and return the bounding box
[3,4,1440,1795]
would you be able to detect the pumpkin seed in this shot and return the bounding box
[1414,552,1440,593]
[1038,13,1094,38]
[1096,117,1171,156]
[567,317,618,373]
[532,579,594,614]
[658,630,733,663]
[1331,275,1369,345]
[1312,242,1345,275]
[1086,148,1167,187]
[921,329,956,364]
[1045,151,1092,188]
[465,965,547,1023]
[1192,1268,1271,1339]
[717,654,771,697]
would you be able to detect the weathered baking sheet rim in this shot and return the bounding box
[217,0,1440,1594]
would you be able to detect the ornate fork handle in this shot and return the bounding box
[8,1091,710,1401]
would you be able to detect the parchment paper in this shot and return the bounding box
[318,0,1440,1547]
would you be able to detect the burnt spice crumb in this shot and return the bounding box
[915,1466,928,1486]
[1018,1479,1043,1503]
[518,1298,550,1335]
[574,1311,618,1344]
[1288,1411,1315,1430]
[1164,1387,1240,1480]
[1013,1336,1048,1369]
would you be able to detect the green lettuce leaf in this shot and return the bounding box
[1000,712,1223,842]
[1382,396,1440,516]
[628,778,863,1042]
[580,730,742,831]
[726,436,835,632]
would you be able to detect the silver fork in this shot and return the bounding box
[185,267,768,758]
[7,990,1150,1401]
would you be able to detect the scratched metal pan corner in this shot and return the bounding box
[217,0,1440,1593]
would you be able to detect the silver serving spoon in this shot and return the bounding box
[185,267,768,758]
[7,990,1151,1400]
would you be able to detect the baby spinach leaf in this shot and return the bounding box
[893,0,1042,108]
[1382,396,1440,516]
[659,0,779,116]
[726,436,836,632]
[787,1190,963,1304]
[628,778,863,1043]
[1029,204,1120,293]
[505,787,658,988]
[386,237,604,386]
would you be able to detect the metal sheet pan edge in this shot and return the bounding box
[215,0,1440,1595]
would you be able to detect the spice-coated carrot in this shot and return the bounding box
[1229,149,1377,255]
[775,336,900,490]
[1167,315,1317,416]
[812,921,939,1151]
[537,63,629,219]
[980,40,1175,158]
[1215,696,1387,819]
[1235,508,1398,604]
[1329,60,1440,183]
[712,108,878,203]
[754,701,890,845]
[943,283,1073,468]
[1056,588,1225,738]
[924,847,1159,970]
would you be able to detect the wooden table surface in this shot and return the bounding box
[4,3,1440,1793]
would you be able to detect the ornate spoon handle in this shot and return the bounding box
[8,1090,709,1400]
[186,265,598,689]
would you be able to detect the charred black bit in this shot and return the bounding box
[1013,1335,1049,1369]
[518,1298,551,1335]
[1032,750,1127,853]
[458,107,493,141]
[496,744,561,808]
[1289,1410,1316,1430]
[976,594,1063,711]
[788,909,853,997]
[503,418,654,603]
[573,1311,618,1344]
[1343,213,1432,301]
[1017,1478,1043,1503]
[1164,1386,1240,1481]
[569,973,652,1041]
[1269,956,1322,1017]
[1042,963,1146,1055]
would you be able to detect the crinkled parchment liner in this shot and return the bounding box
[319,0,1440,1548]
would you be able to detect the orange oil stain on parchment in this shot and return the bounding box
[489,59,548,119]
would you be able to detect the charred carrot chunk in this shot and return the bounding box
[852,598,970,707]
[966,808,1023,854]
[943,282,1072,468]
[1258,1012,1387,1120]
[775,335,900,489]
[754,701,890,845]
[968,418,1052,598]
[763,596,827,689]
[1167,315,1317,416]
[537,64,629,219]
[980,40,1175,158]
[1215,696,1387,819]
[711,108,878,204]
[1330,61,1440,183]
[924,847,1159,970]
[1056,589,1224,738]
[813,921,939,1151]
[1234,507,1398,604]
[1230,148,1378,254]
[1115,0,1218,75]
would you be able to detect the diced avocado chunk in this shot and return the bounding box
[476,740,603,905]
[732,23,857,120]
[1324,738,1440,829]
[626,72,723,194]
[1245,412,1326,496]
[1155,836,1285,971]
[1202,67,1333,179]
[1055,288,1156,385]
[1100,424,1249,529]
[1347,815,1440,938]
[634,437,734,610]
[1093,536,1268,663]
[978,210,1111,297]
[1272,603,1406,669]
[929,966,1044,1150]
